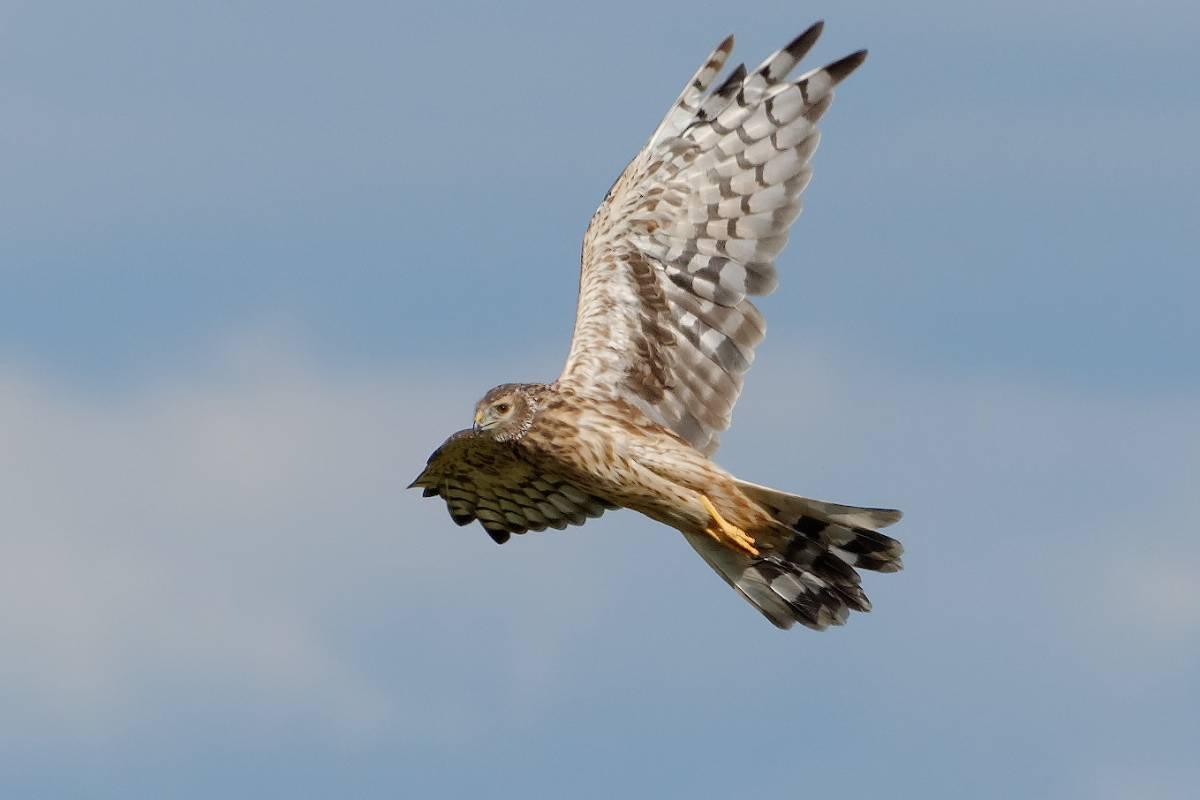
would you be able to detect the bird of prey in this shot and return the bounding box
[409,21,903,630]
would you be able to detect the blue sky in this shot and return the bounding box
[2,1,1198,798]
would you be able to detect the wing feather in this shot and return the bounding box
[408,430,614,544]
[559,22,867,454]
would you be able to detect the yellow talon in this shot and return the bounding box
[700,494,759,557]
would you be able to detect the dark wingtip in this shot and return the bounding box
[486,528,511,545]
[450,512,475,527]
[785,20,825,61]
[421,487,438,498]
[826,49,868,84]
[713,62,747,98]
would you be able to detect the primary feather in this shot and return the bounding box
[559,21,868,455]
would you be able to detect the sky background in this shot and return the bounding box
[2,1,1198,797]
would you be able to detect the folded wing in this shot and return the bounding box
[558,22,866,455]
[408,430,615,544]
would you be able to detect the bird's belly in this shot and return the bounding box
[574,441,716,530]
[524,396,737,532]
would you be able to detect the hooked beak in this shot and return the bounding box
[473,410,486,433]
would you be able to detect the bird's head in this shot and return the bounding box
[473,384,539,442]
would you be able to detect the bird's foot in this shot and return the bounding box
[700,494,759,557]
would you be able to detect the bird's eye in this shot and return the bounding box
[496,403,511,414]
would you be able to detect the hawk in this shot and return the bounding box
[409,21,903,630]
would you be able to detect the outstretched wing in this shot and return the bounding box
[408,430,615,544]
[558,22,866,455]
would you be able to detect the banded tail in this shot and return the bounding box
[687,480,903,630]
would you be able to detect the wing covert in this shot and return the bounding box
[408,430,614,544]
[559,22,866,455]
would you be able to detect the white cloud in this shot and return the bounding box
[2,326,1198,764]
[1,327,486,735]
[725,338,1200,661]
[0,324,635,748]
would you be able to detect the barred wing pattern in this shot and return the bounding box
[408,430,614,544]
[559,22,866,455]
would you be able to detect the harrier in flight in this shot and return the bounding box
[410,22,903,630]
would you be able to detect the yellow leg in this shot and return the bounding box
[700,494,759,557]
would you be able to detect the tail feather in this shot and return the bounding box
[736,479,904,572]
[685,481,904,631]
[736,478,903,529]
